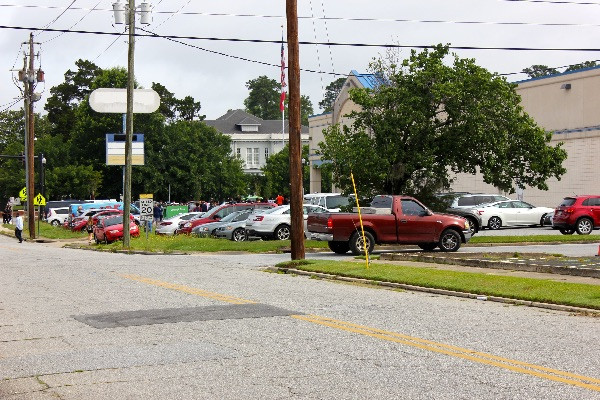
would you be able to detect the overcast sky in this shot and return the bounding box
[2,0,600,120]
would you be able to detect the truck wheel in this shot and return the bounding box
[274,224,291,240]
[328,241,350,254]
[418,243,437,251]
[575,218,593,235]
[349,231,375,255]
[439,229,461,252]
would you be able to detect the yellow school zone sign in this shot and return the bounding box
[33,193,46,206]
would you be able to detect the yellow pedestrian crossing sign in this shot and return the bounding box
[19,187,27,200]
[34,193,46,206]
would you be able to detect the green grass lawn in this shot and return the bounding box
[94,232,330,253]
[2,222,87,240]
[277,260,600,310]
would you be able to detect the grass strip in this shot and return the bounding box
[96,233,329,253]
[470,234,600,244]
[2,222,87,240]
[277,260,600,310]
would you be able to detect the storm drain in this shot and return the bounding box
[74,303,301,329]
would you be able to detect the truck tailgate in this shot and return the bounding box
[307,212,333,233]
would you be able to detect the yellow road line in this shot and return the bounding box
[119,274,256,305]
[292,314,600,393]
[116,274,599,393]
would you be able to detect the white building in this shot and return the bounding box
[205,109,309,175]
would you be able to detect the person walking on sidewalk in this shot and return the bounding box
[86,216,94,244]
[14,213,23,243]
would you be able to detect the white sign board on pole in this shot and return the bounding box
[90,88,160,114]
[139,196,153,222]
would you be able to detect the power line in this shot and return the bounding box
[2,4,600,28]
[3,25,600,52]
[500,0,600,5]
[41,0,102,44]
[35,0,77,38]
[137,27,345,78]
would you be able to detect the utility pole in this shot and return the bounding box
[20,33,43,239]
[286,0,305,260]
[122,0,136,247]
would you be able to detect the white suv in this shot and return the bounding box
[46,207,70,227]
[448,193,511,209]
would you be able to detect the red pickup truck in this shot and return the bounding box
[307,195,472,254]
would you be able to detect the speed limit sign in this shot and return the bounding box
[139,194,153,221]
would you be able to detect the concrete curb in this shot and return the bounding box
[380,253,600,279]
[269,267,600,316]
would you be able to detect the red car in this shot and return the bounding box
[176,203,276,235]
[71,209,123,231]
[93,215,139,244]
[552,195,600,235]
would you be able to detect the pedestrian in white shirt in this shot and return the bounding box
[14,214,23,243]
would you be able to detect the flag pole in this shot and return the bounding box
[280,26,286,148]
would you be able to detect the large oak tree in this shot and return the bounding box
[319,45,567,201]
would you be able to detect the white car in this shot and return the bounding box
[245,204,328,240]
[155,212,203,235]
[303,193,352,212]
[45,207,70,227]
[477,200,555,230]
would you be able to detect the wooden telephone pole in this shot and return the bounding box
[286,0,305,260]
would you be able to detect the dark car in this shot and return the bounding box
[552,195,600,235]
[434,193,485,234]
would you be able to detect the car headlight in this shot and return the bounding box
[109,230,120,234]
[200,227,209,232]
[464,221,470,230]
[184,222,192,228]
[226,226,233,230]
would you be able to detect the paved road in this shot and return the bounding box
[1,234,599,399]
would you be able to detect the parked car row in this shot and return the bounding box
[439,192,600,235]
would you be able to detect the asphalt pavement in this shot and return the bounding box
[1,234,599,399]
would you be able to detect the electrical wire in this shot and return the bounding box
[0,98,22,113]
[1,4,600,27]
[42,0,102,44]
[3,25,600,52]
[35,0,77,39]
[137,27,345,77]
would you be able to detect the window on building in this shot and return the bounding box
[246,148,259,167]
[265,148,269,161]
[236,148,241,159]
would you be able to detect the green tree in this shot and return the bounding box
[262,144,309,198]
[318,77,346,113]
[565,61,597,72]
[319,45,567,201]
[244,75,281,120]
[300,95,314,126]
[244,75,313,125]
[45,164,102,199]
[522,64,559,79]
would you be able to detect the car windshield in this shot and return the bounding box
[221,211,244,223]
[103,216,124,227]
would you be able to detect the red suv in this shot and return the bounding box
[552,195,600,235]
[176,202,276,235]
